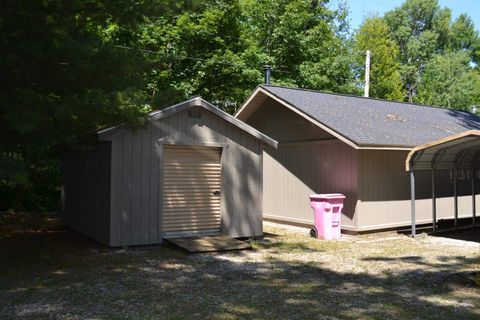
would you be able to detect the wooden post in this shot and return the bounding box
[364,50,371,98]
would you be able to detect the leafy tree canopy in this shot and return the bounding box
[382,0,479,101]
[355,17,404,100]
[0,0,157,210]
[417,51,480,109]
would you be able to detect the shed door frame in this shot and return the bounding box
[158,139,228,238]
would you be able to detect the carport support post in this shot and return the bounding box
[410,170,416,237]
[472,170,476,225]
[432,169,436,233]
[454,170,458,229]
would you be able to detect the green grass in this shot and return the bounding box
[0,213,479,319]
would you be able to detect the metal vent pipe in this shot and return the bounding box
[264,65,271,85]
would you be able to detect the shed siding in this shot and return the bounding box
[108,127,162,246]
[62,141,111,245]
[105,106,262,246]
[357,150,477,231]
[243,97,358,230]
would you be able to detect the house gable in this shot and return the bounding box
[244,94,336,143]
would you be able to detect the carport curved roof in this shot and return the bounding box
[406,130,480,171]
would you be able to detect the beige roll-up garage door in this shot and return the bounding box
[162,145,222,236]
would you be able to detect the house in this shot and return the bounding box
[62,97,277,246]
[235,85,480,233]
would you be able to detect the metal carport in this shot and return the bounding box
[406,130,480,237]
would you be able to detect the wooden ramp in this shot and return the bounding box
[165,235,252,253]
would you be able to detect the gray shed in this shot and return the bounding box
[62,97,277,246]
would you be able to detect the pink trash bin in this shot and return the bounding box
[309,193,345,240]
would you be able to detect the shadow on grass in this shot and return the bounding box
[0,213,479,320]
[252,238,325,253]
[261,231,282,238]
[362,255,479,268]
[431,227,480,244]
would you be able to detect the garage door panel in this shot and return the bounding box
[163,189,220,193]
[163,196,221,202]
[163,176,221,181]
[163,183,221,188]
[162,145,222,236]
[163,191,221,196]
[163,199,220,205]
[163,182,220,187]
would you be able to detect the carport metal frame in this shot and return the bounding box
[406,130,480,237]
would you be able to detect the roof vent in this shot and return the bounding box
[264,65,271,85]
[188,109,201,119]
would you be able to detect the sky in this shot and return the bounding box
[329,0,480,32]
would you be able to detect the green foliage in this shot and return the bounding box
[241,0,357,93]
[356,0,480,104]
[449,14,479,54]
[417,52,480,109]
[384,0,448,101]
[0,0,152,210]
[138,0,357,112]
[139,0,260,113]
[355,17,404,100]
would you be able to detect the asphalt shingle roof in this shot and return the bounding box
[261,85,480,148]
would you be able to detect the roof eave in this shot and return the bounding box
[234,86,264,119]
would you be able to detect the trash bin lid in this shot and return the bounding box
[309,193,345,200]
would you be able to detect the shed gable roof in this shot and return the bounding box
[236,85,480,149]
[98,97,278,148]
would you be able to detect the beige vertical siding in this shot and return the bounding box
[243,96,359,230]
[247,97,334,141]
[357,150,478,231]
[108,128,161,246]
[105,106,263,246]
[263,141,358,229]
